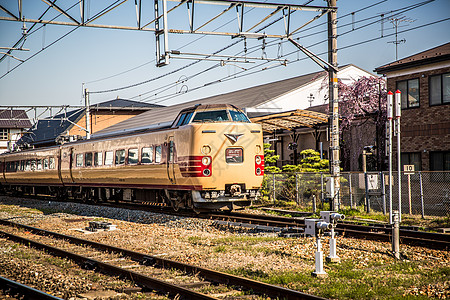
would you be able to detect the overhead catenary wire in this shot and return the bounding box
[137,16,449,106]
[127,0,437,104]
[90,0,433,99]
[0,0,128,79]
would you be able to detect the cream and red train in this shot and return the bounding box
[0,104,264,211]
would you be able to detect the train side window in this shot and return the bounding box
[5,162,10,172]
[104,151,113,165]
[141,147,153,164]
[85,152,93,167]
[115,149,125,165]
[30,159,36,171]
[43,158,49,169]
[94,152,103,166]
[25,160,31,171]
[175,113,187,127]
[128,148,138,164]
[155,145,162,163]
[20,160,25,171]
[49,157,55,169]
[182,112,194,125]
[37,159,42,170]
[76,154,83,167]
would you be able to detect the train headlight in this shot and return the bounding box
[201,145,211,155]
[255,145,262,154]
[202,156,211,166]
[256,168,262,175]
[203,169,211,176]
[254,155,264,176]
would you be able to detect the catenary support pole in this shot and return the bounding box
[327,0,340,211]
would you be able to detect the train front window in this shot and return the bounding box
[229,110,250,123]
[192,110,229,122]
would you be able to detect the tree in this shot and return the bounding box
[322,76,387,171]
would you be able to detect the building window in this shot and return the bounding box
[397,79,419,109]
[430,73,450,106]
[430,151,450,171]
[0,129,9,140]
[401,152,421,171]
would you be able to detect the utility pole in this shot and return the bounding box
[328,0,340,211]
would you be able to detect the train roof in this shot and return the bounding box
[178,104,243,113]
[93,68,338,137]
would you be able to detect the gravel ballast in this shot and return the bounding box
[0,196,449,299]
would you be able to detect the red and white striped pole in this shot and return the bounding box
[387,91,394,224]
[395,90,402,222]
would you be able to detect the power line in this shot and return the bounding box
[140,16,449,106]
[129,1,432,103]
[93,0,432,98]
[0,0,125,79]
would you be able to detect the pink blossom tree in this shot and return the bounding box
[323,76,387,170]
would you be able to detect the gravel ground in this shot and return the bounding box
[0,196,449,299]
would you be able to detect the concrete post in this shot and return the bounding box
[392,210,400,259]
[312,236,327,277]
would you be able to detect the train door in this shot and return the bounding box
[60,147,75,184]
[167,136,176,184]
[57,147,64,185]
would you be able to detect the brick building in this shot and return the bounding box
[375,42,450,171]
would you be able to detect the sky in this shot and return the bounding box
[0,0,449,111]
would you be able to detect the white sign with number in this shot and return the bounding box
[404,165,415,174]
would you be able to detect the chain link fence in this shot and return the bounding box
[262,171,450,217]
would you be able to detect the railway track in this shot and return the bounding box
[0,218,325,300]
[204,211,450,250]
[2,194,448,249]
[0,275,64,300]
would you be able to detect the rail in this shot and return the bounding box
[0,219,325,300]
[0,275,64,300]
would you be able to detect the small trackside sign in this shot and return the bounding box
[404,165,415,174]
